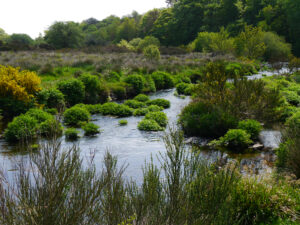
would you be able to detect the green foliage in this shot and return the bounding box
[176,82,193,95]
[238,119,262,139]
[124,75,145,96]
[147,105,163,112]
[133,108,149,116]
[4,114,38,142]
[65,128,80,140]
[109,83,127,100]
[263,32,291,62]
[143,45,161,61]
[45,21,84,49]
[25,108,53,123]
[63,106,90,126]
[151,71,174,90]
[79,74,106,104]
[124,100,146,109]
[118,120,128,126]
[286,111,300,133]
[100,102,133,117]
[37,88,65,109]
[57,79,85,106]
[82,123,100,136]
[213,129,253,151]
[133,94,150,102]
[145,111,168,127]
[138,119,163,131]
[147,98,170,109]
[137,36,160,50]
[39,118,63,137]
[84,104,102,114]
[282,91,300,106]
[179,101,238,138]
[6,33,33,50]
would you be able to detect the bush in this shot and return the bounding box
[147,99,170,109]
[133,108,149,116]
[63,106,90,126]
[151,71,174,90]
[145,111,168,127]
[282,91,300,106]
[179,102,238,137]
[82,123,100,136]
[57,79,85,106]
[25,108,53,123]
[124,75,145,96]
[118,120,128,126]
[137,36,160,50]
[39,118,63,137]
[143,45,161,61]
[134,94,150,102]
[263,32,291,62]
[100,102,133,117]
[238,119,262,139]
[216,129,253,151]
[124,100,146,109]
[109,83,127,100]
[79,74,103,104]
[65,128,80,141]
[147,105,163,112]
[4,114,38,142]
[84,104,102,114]
[176,83,193,95]
[37,88,65,110]
[138,119,163,131]
[285,111,300,133]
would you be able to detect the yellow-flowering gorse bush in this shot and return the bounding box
[0,65,41,102]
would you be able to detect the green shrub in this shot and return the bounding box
[57,79,85,106]
[44,108,58,115]
[134,94,150,102]
[216,129,253,150]
[109,83,127,100]
[282,91,300,106]
[124,75,145,96]
[285,111,300,133]
[106,71,121,82]
[37,88,65,109]
[100,102,133,117]
[238,119,262,139]
[85,104,102,114]
[82,123,100,136]
[151,71,174,90]
[143,45,161,61]
[189,32,214,52]
[147,105,163,112]
[179,102,238,137]
[65,128,80,141]
[118,120,128,126]
[63,106,90,126]
[145,111,168,127]
[138,119,163,131]
[133,108,149,116]
[25,108,53,123]
[39,118,63,137]
[124,100,146,109]
[147,99,170,109]
[176,83,193,95]
[276,142,290,168]
[4,114,38,142]
[143,75,156,93]
[79,74,103,104]
[137,36,160,50]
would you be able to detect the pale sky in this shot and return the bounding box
[0,0,167,39]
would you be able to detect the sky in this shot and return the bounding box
[0,0,167,39]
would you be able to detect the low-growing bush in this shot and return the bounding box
[118,120,128,126]
[282,91,300,106]
[133,108,149,116]
[134,94,150,102]
[57,79,85,106]
[65,128,80,140]
[285,111,300,133]
[147,99,170,109]
[100,102,133,117]
[82,123,100,136]
[63,106,90,126]
[138,119,163,131]
[145,111,168,127]
[176,83,193,95]
[147,105,163,112]
[4,114,38,142]
[79,74,103,104]
[214,129,253,151]
[39,118,63,137]
[143,45,161,61]
[238,119,262,139]
[124,100,146,109]
[179,102,238,137]
[25,108,53,123]
[109,83,127,100]
[37,88,65,110]
[84,104,102,114]
[124,75,145,96]
[151,71,174,90]
[44,108,58,115]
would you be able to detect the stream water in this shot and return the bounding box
[0,68,285,182]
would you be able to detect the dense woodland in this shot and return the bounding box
[0,0,299,56]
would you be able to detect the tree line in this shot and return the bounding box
[0,0,299,56]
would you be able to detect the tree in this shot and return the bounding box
[45,22,84,49]
[6,33,34,50]
[117,18,137,41]
[140,9,161,37]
